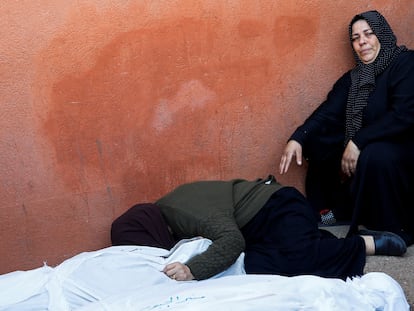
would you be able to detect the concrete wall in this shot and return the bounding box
[1,1,413,274]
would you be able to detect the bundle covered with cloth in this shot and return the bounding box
[0,238,409,310]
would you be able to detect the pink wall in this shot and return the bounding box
[1,1,413,274]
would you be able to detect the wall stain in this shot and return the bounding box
[39,16,286,199]
[273,15,319,57]
[238,19,266,38]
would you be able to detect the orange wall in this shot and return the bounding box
[1,1,413,274]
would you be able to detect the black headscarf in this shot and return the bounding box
[344,10,407,143]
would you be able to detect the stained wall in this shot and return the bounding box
[1,1,413,273]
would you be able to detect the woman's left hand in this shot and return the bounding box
[341,140,360,177]
[163,262,195,281]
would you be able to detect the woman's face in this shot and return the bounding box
[351,19,381,64]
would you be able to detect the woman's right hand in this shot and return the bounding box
[279,140,303,174]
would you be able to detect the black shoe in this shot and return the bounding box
[359,229,407,256]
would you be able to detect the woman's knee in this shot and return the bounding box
[358,142,400,170]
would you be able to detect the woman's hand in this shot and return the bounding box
[341,140,360,177]
[163,262,195,281]
[279,140,303,174]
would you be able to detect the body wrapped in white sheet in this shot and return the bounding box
[0,238,409,310]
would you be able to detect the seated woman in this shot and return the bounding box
[111,176,406,281]
[279,10,414,245]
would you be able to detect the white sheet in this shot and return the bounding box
[0,238,409,311]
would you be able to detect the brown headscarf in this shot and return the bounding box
[344,10,407,143]
[111,203,177,250]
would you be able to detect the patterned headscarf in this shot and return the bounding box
[344,10,407,143]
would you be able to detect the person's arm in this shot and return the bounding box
[183,212,245,280]
[352,52,414,149]
[158,181,246,280]
[160,205,245,281]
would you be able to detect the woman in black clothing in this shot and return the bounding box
[280,10,414,246]
[111,177,406,282]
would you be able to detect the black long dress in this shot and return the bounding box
[289,51,414,246]
[241,187,365,280]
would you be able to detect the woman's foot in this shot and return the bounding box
[359,229,407,256]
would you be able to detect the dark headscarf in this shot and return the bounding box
[111,203,177,250]
[344,10,407,143]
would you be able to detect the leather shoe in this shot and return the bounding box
[359,229,407,256]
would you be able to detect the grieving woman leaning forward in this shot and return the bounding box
[279,10,414,245]
[111,176,406,281]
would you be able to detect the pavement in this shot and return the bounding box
[324,225,414,309]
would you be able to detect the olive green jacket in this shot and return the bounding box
[156,177,283,280]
